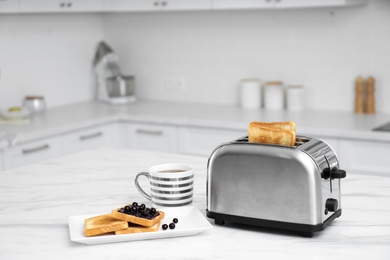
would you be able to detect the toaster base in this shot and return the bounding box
[207,209,342,237]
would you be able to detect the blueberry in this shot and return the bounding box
[162,224,168,230]
[173,218,178,224]
[139,204,146,211]
[149,207,156,215]
[131,205,138,214]
[169,223,176,230]
[118,208,125,213]
[124,206,131,213]
[132,202,138,207]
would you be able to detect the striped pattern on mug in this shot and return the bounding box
[150,174,194,207]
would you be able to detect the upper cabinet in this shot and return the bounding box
[19,0,103,13]
[212,0,367,10]
[103,0,212,12]
[0,0,19,13]
[1,0,367,14]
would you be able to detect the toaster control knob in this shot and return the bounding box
[325,198,338,212]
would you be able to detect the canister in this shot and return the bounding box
[240,79,261,109]
[286,85,305,111]
[263,81,284,110]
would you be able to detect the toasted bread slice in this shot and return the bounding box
[111,209,165,227]
[84,214,128,237]
[249,121,296,132]
[115,221,161,235]
[248,124,296,146]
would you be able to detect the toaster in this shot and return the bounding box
[206,135,346,237]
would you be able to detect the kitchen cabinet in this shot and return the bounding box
[0,151,3,170]
[19,0,103,13]
[3,136,62,170]
[339,139,390,175]
[178,126,245,156]
[103,0,212,12]
[0,0,19,13]
[212,0,367,9]
[124,122,178,153]
[61,124,117,155]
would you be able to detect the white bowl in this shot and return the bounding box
[1,109,31,120]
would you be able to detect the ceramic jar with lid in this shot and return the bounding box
[263,81,284,110]
[286,85,305,111]
[240,79,261,109]
[23,96,46,114]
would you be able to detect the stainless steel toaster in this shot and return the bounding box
[206,135,346,237]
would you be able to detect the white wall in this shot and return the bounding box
[103,0,390,113]
[0,1,389,113]
[0,14,103,110]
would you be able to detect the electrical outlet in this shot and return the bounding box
[164,78,186,91]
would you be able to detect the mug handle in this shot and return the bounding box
[135,172,152,200]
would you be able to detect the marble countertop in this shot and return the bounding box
[0,147,389,259]
[0,100,390,147]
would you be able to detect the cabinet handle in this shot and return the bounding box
[136,129,163,135]
[79,132,103,141]
[22,144,50,155]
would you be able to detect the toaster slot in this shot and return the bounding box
[295,137,310,146]
[233,136,311,148]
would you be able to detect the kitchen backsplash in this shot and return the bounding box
[0,0,389,113]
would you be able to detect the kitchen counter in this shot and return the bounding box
[1,100,390,146]
[0,147,389,259]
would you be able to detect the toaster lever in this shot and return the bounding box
[321,167,346,180]
[331,168,346,179]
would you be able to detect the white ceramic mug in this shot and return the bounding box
[135,163,194,207]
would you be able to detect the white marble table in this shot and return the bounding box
[0,147,389,259]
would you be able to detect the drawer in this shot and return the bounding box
[61,124,116,155]
[3,136,62,170]
[125,123,178,153]
[339,139,390,175]
[178,127,245,156]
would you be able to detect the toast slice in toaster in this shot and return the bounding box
[115,221,160,235]
[248,122,296,146]
[249,121,296,132]
[84,214,128,237]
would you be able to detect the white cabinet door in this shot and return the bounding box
[103,0,155,12]
[103,0,211,12]
[274,0,366,8]
[212,0,366,9]
[3,136,62,170]
[212,0,273,9]
[161,0,211,11]
[0,150,3,171]
[178,127,245,156]
[125,123,178,153]
[339,139,390,175]
[0,0,19,13]
[61,124,117,155]
[19,0,103,13]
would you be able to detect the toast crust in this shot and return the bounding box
[84,214,128,237]
[115,221,161,235]
[248,121,296,146]
[249,121,296,131]
[111,209,165,227]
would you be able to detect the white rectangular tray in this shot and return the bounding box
[68,206,212,245]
